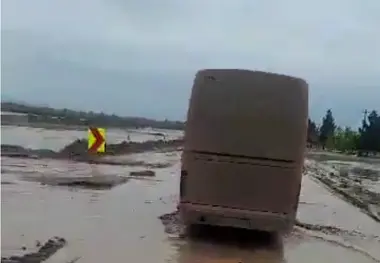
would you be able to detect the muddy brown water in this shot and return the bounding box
[1,125,183,151]
[2,151,380,263]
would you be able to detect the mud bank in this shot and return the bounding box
[21,174,131,189]
[1,237,66,263]
[20,170,158,189]
[294,220,379,240]
[2,153,167,190]
[1,138,183,164]
[306,160,380,222]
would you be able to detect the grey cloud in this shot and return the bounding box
[1,0,380,125]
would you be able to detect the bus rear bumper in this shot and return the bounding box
[179,202,294,233]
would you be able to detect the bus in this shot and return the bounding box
[179,69,308,233]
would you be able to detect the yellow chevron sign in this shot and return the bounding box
[88,127,106,153]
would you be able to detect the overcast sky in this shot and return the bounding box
[1,0,380,126]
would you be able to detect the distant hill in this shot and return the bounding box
[1,95,30,105]
[1,101,185,130]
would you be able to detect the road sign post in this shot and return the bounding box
[88,127,106,177]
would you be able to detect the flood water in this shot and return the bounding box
[1,126,380,263]
[1,125,183,151]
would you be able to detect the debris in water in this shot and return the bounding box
[22,175,129,190]
[159,210,186,236]
[130,170,155,177]
[1,236,67,263]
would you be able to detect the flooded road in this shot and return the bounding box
[1,126,380,263]
[2,152,380,263]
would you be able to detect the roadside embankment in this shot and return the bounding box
[305,159,380,222]
[1,138,183,165]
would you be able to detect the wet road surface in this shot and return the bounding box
[2,151,380,263]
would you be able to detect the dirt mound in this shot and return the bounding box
[57,139,89,158]
[102,139,183,155]
[56,139,183,159]
[22,174,130,190]
[1,139,183,163]
[0,145,56,158]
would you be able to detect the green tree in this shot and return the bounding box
[319,109,336,149]
[334,127,359,153]
[307,118,319,145]
[358,110,380,155]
